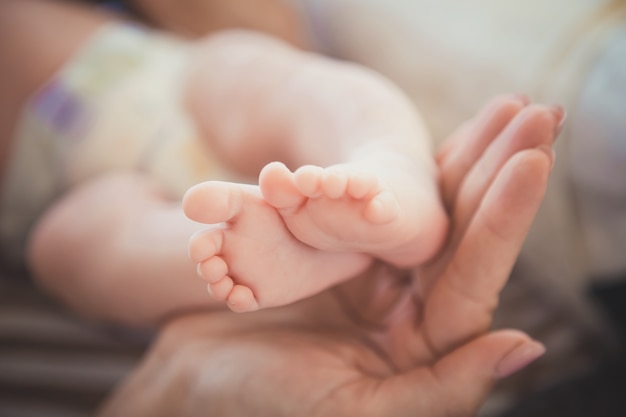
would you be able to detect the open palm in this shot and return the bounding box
[99,96,561,417]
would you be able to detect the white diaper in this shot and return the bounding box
[0,24,226,268]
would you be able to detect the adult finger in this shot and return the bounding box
[431,330,545,416]
[425,147,553,354]
[451,105,562,236]
[437,94,528,207]
[365,330,544,417]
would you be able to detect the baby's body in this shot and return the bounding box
[181,31,449,312]
[184,149,446,312]
[2,0,447,321]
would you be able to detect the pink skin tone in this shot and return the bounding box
[5,1,560,332]
[183,153,446,312]
[12,0,445,322]
[101,95,558,417]
[183,181,372,312]
[2,1,563,413]
[182,31,448,312]
[182,95,561,313]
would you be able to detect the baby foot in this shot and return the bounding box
[182,181,372,312]
[259,161,449,267]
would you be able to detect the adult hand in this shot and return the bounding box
[98,96,560,417]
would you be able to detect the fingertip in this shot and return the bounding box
[495,340,546,379]
[535,144,556,171]
[513,93,531,106]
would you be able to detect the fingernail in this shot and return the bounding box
[495,341,546,379]
[536,144,556,171]
[514,93,531,105]
[550,105,567,139]
[196,264,205,280]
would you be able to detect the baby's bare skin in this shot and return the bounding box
[182,31,451,311]
[183,181,372,312]
[259,156,447,267]
[183,95,562,313]
[183,149,447,312]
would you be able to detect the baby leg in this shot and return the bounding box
[27,173,220,325]
[183,181,372,312]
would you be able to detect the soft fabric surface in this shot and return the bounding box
[0,274,148,417]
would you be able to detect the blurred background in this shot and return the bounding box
[1,0,625,416]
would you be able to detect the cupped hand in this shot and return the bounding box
[99,96,561,417]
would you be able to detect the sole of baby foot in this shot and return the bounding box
[259,161,448,267]
[183,180,372,312]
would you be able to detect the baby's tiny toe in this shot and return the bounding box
[226,285,260,313]
[208,276,234,301]
[188,228,224,263]
[347,173,379,199]
[198,256,229,283]
[294,165,323,197]
[321,169,348,199]
[364,191,400,224]
[259,162,304,210]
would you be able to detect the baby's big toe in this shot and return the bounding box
[260,162,306,210]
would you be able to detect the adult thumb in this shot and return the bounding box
[370,330,545,417]
[431,329,545,416]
